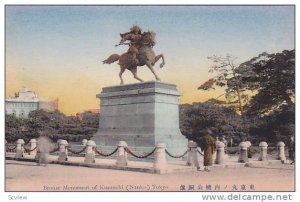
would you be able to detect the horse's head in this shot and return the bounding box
[142,31,156,47]
[119,33,128,44]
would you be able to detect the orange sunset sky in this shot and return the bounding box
[5,6,294,115]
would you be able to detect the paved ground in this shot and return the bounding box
[5,160,294,192]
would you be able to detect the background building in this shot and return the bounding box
[5,86,58,118]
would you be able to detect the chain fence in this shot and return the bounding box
[165,149,188,158]
[6,144,17,152]
[23,146,37,153]
[6,141,205,161]
[95,147,119,157]
[67,146,87,155]
[124,147,156,158]
[197,148,204,156]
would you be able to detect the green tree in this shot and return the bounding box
[240,49,295,115]
[5,109,99,143]
[249,104,295,145]
[180,102,250,145]
[238,49,295,143]
[198,55,251,115]
[80,111,99,128]
[5,114,27,143]
[27,109,67,140]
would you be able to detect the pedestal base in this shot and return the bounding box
[93,81,187,156]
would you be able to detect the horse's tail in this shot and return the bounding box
[102,54,120,64]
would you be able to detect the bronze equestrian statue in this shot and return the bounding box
[102,25,165,85]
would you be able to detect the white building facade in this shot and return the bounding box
[5,87,58,118]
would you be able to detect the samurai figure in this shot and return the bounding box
[119,25,143,67]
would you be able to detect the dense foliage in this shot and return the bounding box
[187,49,295,145]
[180,103,250,146]
[198,55,250,115]
[5,110,99,143]
[240,50,295,115]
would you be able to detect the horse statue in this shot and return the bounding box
[102,31,165,85]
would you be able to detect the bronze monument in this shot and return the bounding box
[102,25,165,84]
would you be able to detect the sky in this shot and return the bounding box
[5,5,295,115]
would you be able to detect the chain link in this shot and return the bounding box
[6,145,17,150]
[6,145,17,152]
[23,146,37,153]
[67,146,86,155]
[125,147,156,158]
[165,149,188,158]
[197,148,204,156]
[95,147,119,157]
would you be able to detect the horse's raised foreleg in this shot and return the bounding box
[130,67,144,83]
[119,66,126,85]
[152,54,165,68]
[146,62,161,81]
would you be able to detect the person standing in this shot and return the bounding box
[200,129,216,171]
[36,136,52,167]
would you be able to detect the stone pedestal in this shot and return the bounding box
[116,141,128,167]
[93,81,187,155]
[186,140,199,168]
[58,140,68,162]
[258,142,268,161]
[29,139,37,156]
[153,143,167,174]
[238,142,249,163]
[84,140,96,164]
[277,141,286,161]
[215,142,225,164]
[15,139,25,158]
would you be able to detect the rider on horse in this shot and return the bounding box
[119,25,143,67]
[103,25,164,84]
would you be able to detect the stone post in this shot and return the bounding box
[153,143,167,174]
[277,141,286,161]
[15,139,25,158]
[82,139,88,146]
[116,141,128,167]
[29,139,37,156]
[215,142,225,164]
[258,142,268,161]
[58,140,68,162]
[212,140,220,162]
[186,140,199,168]
[84,140,96,164]
[238,142,249,163]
